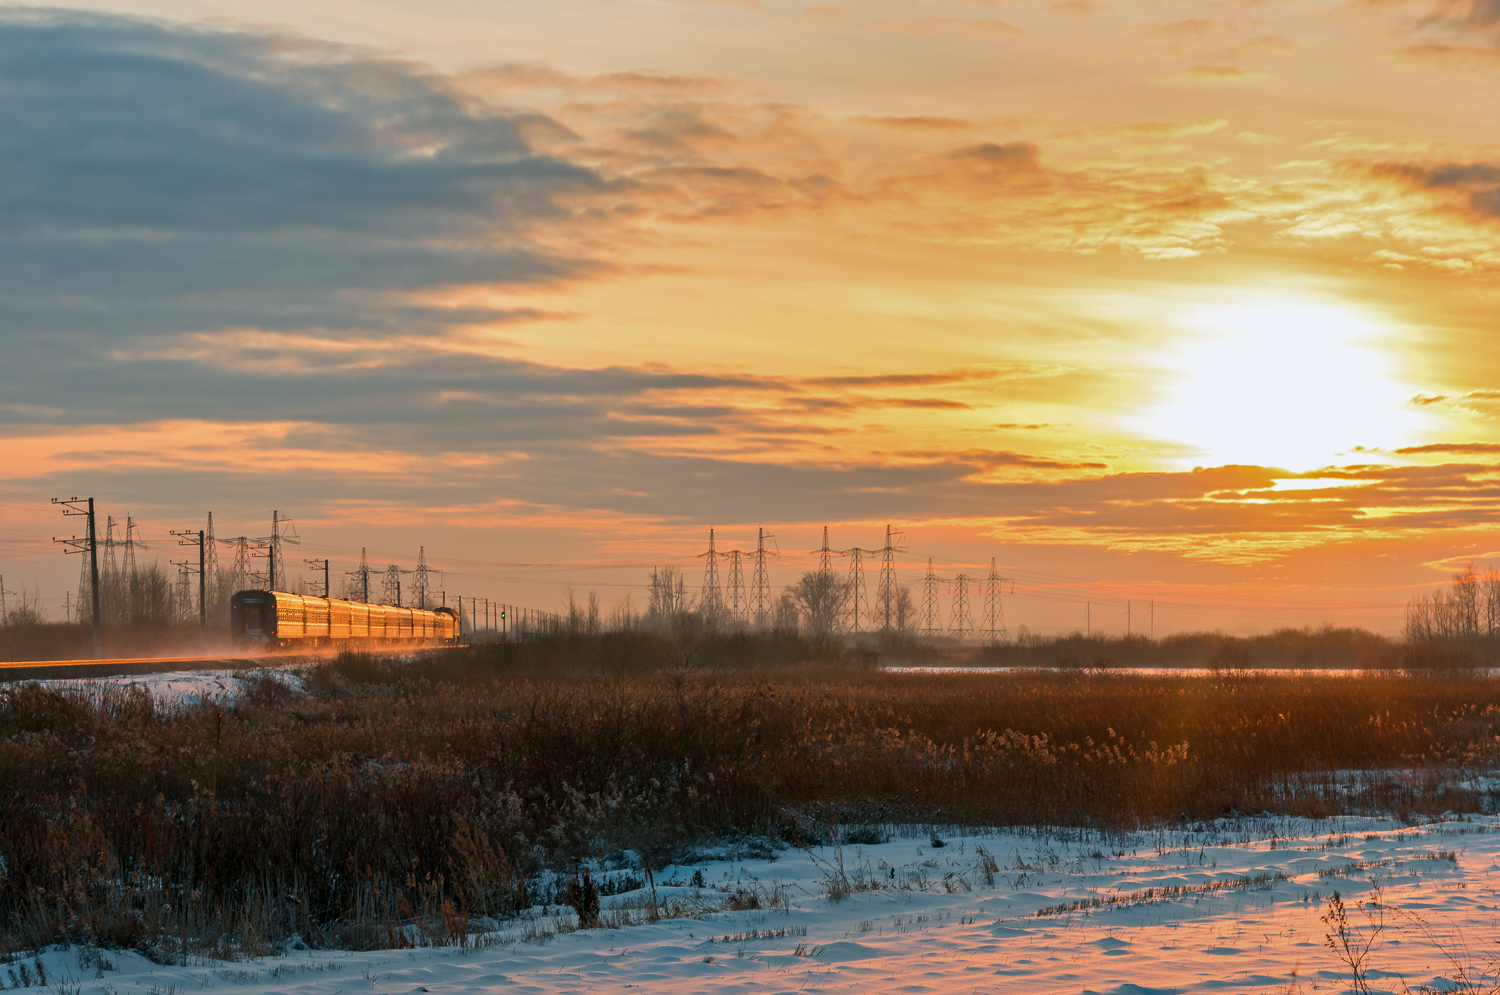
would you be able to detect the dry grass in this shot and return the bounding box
[3,643,1500,959]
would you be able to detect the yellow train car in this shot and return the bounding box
[230,590,458,647]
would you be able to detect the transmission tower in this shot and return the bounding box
[726,548,746,624]
[839,543,881,634]
[204,512,219,611]
[263,510,298,590]
[920,557,944,637]
[102,515,119,594]
[875,525,906,631]
[817,526,834,580]
[227,536,253,590]
[698,527,724,620]
[982,557,1009,643]
[413,546,430,609]
[123,515,141,580]
[346,547,372,603]
[949,574,973,639]
[382,563,403,606]
[76,548,90,625]
[751,527,777,628]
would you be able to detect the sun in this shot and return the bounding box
[1138,300,1425,471]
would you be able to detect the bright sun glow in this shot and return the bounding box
[1140,301,1423,471]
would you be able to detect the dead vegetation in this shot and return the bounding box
[2,645,1500,959]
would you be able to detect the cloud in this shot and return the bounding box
[868,17,1023,37]
[1392,41,1500,65]
[1396,442,1500,453]
[1366,158,1500,217]
[1153,65,1268,84]
[852,115,978,132]
[0,9,605,350]
[946,142,1044,167]
[1138,19,1236,40]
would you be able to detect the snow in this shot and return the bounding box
[34,667,306,707]
[19,814,1500,994]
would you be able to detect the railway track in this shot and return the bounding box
[0,653,319,682]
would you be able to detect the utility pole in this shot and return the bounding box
[1087,603,1091,637]
[306,558,330,598]
[64,591,72,625]
[170,528,208,648]
[1127,601,1131,636]
[53,497,102,659]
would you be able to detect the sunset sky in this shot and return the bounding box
[3,0,1500,633]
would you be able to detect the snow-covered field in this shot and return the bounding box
[19,814,1500,995]
[35,667,309,706]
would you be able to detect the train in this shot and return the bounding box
[230,589,459,647]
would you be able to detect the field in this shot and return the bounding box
[11,814,1500,994]
[5,636,1500,975]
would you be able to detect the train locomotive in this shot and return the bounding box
[230,590,459,647]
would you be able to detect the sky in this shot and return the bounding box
[3,0,1500,634]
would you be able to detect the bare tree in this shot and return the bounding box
[647,566,693,622]
[785,570,849,636]
[893,585,917,633]
[773,592,799,632]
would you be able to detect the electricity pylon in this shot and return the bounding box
[982,557,1009,644]
[262,510,298,591]
[920,558,937,636]
[726,549,746,624]
[875,525,907,632]
[383,563,403,606]
[840,543,882,634]
[123,515,142,580]
[698,527,724,620]
[225,535,254,590]
[346,547,372,603]
[949,574,973,639]
[413,546,431,608]
[102,515,119,614]
[751,527,777,628]
[204,513,219,612]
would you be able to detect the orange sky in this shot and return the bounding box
[2,0,1500,632]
